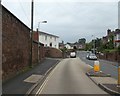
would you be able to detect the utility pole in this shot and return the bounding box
[30,0,34,67]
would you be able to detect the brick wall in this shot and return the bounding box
[32,41,45,65]
[98,52,120,62]
[45,47,62,58]
[32,41,38,65]
[2,6,31,81]
[39,46,45,61]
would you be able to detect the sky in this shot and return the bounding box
[1,0,120,43]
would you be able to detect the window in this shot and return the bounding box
[55,37,56,41]
[118,34,120,40]
[45,35,47,40]
[45,44,47,47]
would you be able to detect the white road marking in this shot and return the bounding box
[87,64,93,68]
[35,62,60,95]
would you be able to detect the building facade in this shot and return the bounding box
[114,29,120,47]
[38,31,59,49]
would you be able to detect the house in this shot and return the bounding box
[102,29,114,44]
[114,29,120,47]
[59,41,65,49]
[34,31,59,49]
[74,42,85,49]
[102,36,108,44]
[65,43,74,50]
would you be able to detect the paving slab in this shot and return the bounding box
[24,74,43,83]
[89,76,120,94]
[90,77,117,85]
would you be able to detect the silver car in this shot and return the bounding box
[87,53,97,60]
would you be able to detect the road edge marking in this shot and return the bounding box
[35,61,61,95]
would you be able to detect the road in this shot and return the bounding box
[36,58,107,94]
[77,51,118,79]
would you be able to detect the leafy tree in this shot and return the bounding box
[107,35,114,49]
[78,38,86,44]
[118,45,120,54]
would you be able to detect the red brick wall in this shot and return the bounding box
[39,46,45,61]
[32,42,38,65]
[98,52,120,62]
[2,6,31,81]
[32,41,45,65]
[33,31,38,41]
[45,47,62,58]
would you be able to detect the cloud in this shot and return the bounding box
[2,1,118,43]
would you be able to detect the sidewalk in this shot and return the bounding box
[87,70,120,94]
[2,58,61,95]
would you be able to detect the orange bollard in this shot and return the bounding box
[94,61,100,72]
[118,66,120,87]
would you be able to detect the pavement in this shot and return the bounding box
[86,69,120,95]
[2,58,61,95]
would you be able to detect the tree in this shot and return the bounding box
[78,38,86,44]
[85,42,92,51]
[107,35,114,49]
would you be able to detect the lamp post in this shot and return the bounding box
[92,35,96,54]
[37,21,47,63]
[30,0,34,67]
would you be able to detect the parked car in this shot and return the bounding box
[87,53,97,60]
[70,51,76,58]
[86,54,89,59]
[86,51,92,59]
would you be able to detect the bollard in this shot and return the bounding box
[94,61,100,72]
[118,66,120,87]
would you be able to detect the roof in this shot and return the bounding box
[39,31,59,38]
[33,40,44,46]
[114,29,120,35]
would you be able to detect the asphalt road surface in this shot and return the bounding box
[77,51,118,79]
[36,58,107,94]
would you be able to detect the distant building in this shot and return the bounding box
[114,29,120,47]
[74,42,85,49]
[65,43,74,50]
[102,36,108,45]
[118,1,120,29]
[102,29,120,48]
[59,41,65,49]
[102,29,114,44]
[34,31,59,49]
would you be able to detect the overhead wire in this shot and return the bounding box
[17,0,30,27]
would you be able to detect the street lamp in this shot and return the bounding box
[30,0,34,67]
[92,35,96,54]
[37,21,47,63]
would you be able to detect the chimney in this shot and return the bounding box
[107,29,111,35]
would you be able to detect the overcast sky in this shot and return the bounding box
[1,0,119,43]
